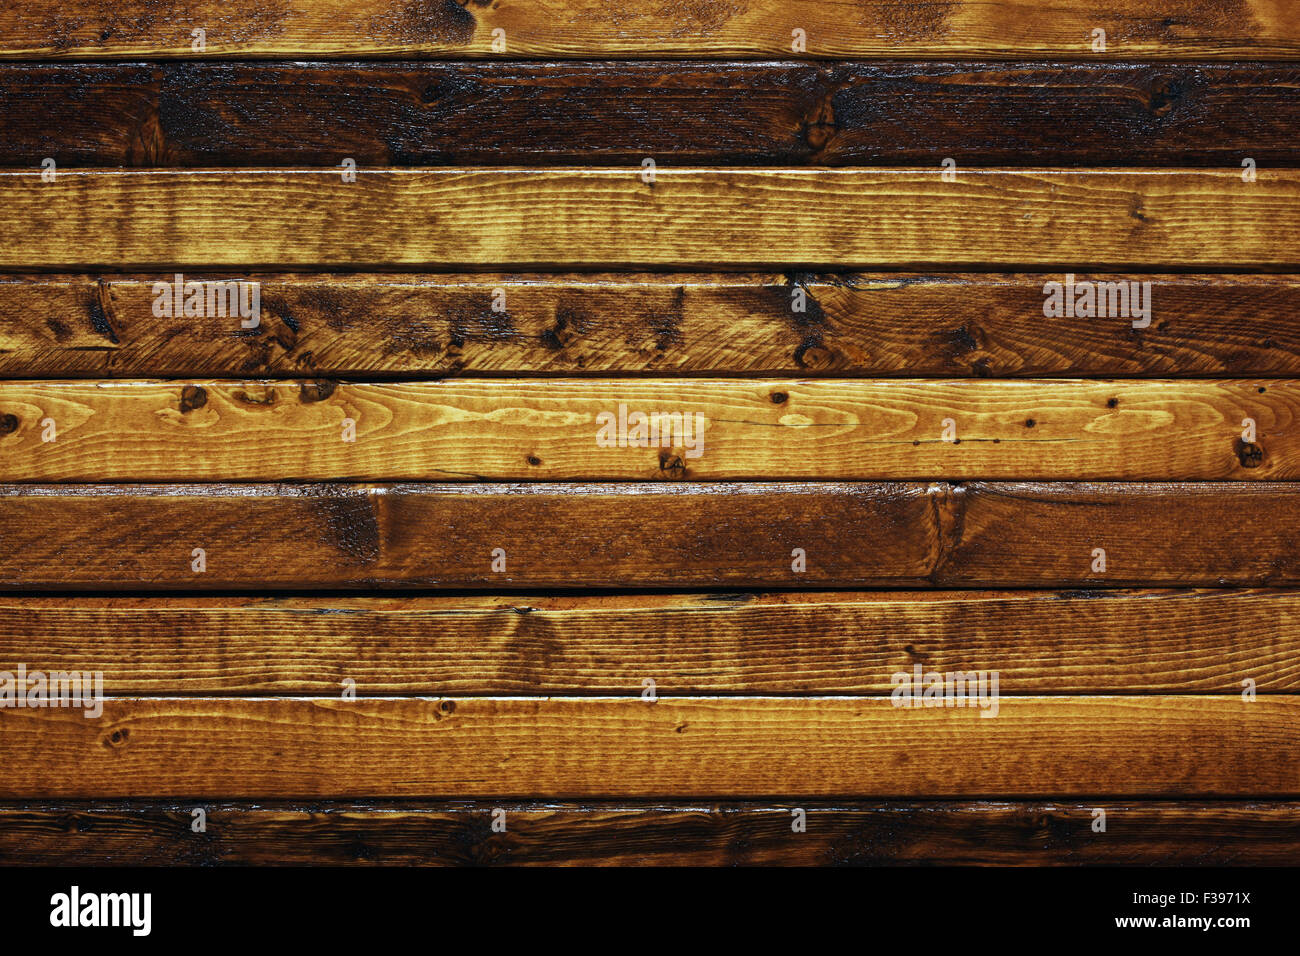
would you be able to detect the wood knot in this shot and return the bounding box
[802,94,837,152]
[179,385,208,413]
[658,451,687,477]
[298,380,337,404]
[1236,439,1264,468]
[1148,77,1183,117]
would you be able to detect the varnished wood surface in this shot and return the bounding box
[6,273,1300,379]
[0,482,938,589]
[4,2,1297,867]
[1,1,1297,59]
[5,62,1298,167]
[1,591,1296,693]
[4,482,1300,589]
[1,696,1295,798]
[3,169,1298,269]
[0,379,1294,481]
[2,801,1297,866]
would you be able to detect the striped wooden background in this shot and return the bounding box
[1,0,1298,866]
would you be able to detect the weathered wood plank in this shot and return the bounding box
[2,169,1296,269]
[0,482,939,590]
[2,801,1297,866]
[6,273,1300,379]
[1,591,1296,694]
[3,482,1299,589]
[0,379,1294,480]
[0,0,1296,59]
[1,696,1294,798]
[942,481,1300,587]
[5,62,1298,167]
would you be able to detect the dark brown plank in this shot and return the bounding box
[5,274,1300,379]
[3,483,1300,590]
[4,62,1297,168]
[2,696,1295,798]
[941,481,1300,587]
[2,801,1297,866]
[1,591,1297,693]
[1,0,1297,59]
[0,482,939,590]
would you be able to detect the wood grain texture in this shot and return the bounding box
[1,696,1294,798]
[5,62,1298,167]
[0,1,1296,59]
[0,379,1294,481]
[3,169,1297,269]
[2,801,1297,866]
[941,481,1300,587]
[0,482,939,590]
[4,482,1300,590]
[1,591,1297,694]
[7,273,1300,379]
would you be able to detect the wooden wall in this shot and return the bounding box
[1,0,1297,865]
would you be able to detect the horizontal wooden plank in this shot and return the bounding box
[941,481,1300,587]
[1,1,1296,59]
[5,62,1298,168]
[6,273,1300,379]
[3,801,1297,865]
[2,169,1297,269]
[3,482,1300,589]
[1,696,1294,798]
[1,591,1296,694]
[0,482,938,589]
[0,379,1294,480]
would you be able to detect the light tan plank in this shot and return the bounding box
[2,169,1297,268]
[1,1,1297,59]
[0,379,1294,480]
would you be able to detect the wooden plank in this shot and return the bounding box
[1,1,1297,59]
[0,482,939,590]
[5,62,1298,168]
[1,591,1296,694]
[2,801,1297,866]
[2,169,1296,269]
[4,482,1300,590]
[6,273,1300,379]
[0,696,1294,798]
[943,481,1300,587]
[0,379,1295,481]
